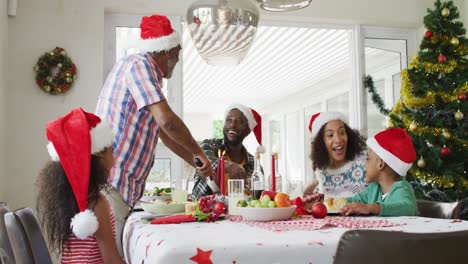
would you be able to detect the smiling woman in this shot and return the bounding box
[304,112,367,199]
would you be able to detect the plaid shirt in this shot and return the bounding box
[96,53,165,207]
[191,138,255,200]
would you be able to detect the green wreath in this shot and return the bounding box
[34,47,77,95]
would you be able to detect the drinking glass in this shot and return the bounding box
[228,179,244,215]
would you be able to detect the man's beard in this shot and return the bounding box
[223,132,243,147]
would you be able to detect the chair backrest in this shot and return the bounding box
[334,229,468,264]
[417,199,461,219]
[14,208,52,264]
[4,211,34,264]
[0,203,14,264]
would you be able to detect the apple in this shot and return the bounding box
[260,190,277,200]
[311,202,327,219]
[213,202,226,214]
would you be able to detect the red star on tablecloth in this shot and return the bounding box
[190,248,213,264]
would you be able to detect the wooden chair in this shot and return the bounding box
[334,229,468,264]
[417,199,461,219]
[0,203,14,264]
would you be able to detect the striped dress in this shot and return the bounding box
[61,210,116,263]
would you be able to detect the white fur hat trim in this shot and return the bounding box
[71,209,99,240]
[139,31,181,53]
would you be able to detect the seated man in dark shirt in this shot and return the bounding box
[192,104,262,200]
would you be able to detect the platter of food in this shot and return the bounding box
[238,205,297,222]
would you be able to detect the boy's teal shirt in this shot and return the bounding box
[346,180,417,216]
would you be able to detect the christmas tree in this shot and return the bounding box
[366,0,468,201]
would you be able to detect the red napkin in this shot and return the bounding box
[151,214,196,224]
[290,197,310,215]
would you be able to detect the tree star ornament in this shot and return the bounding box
[417,157,426,168]
[441,7,450,17]
[454,110,464,121]
[189,248,213,264]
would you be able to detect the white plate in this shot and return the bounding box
[327,210,341,215]
[140,201,186,215]
[238,205,296,222]
[140,195,172,202]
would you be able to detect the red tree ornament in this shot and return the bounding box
[458,92,466,101]
[425,30,433,38]
[440,146,450,157]
[438,54,447,63]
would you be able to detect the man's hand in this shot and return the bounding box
[224,161,246,180]
[303,179,319,195]
[194,153,213,178]
[340,203,380,216]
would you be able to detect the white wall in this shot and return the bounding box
[5,0,104,209]
[0,1,8,202]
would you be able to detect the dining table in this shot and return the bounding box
[123,212,468,264]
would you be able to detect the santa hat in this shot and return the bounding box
[139,14,181,53]
[46,107,114,239]
[225,104,264,152]
[308,112,346,138]
[366,128,416,176]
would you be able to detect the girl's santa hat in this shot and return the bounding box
[308,112,346,138]
[139,14,181,53]
[225,104,264,153]
[46,107,114,239]
[366,128,416,176]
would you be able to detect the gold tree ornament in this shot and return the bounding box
[409,121,418,132]
[417,157,426,168]
[454,110,464,121]
[441,7,450,17]
[442,130,451,139]
[450,37,459,46]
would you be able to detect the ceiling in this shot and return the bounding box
[182,25,352,113]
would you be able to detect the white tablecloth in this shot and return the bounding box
[123,212,468,264]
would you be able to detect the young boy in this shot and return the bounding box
[340,127,418,217]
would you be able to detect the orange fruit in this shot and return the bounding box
[274,193,291,208]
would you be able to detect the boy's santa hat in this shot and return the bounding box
[46,107,114,239]
[308,112,346,138]
[366,128,416,176]
[139,14,181,53]
[225,104,264,153]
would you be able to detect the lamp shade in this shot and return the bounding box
[186,0,260,66]
[255,0,312,12]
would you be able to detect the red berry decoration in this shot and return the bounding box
[311,202,328,219]
[438,54,447,63]
[440,146,450,157]
[425,30,433,39]
[458,92,466,101]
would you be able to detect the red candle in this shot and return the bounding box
[220,153,225,195]
[271,154,276,191]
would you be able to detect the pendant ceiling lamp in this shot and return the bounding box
[186,0,260,66]
[255,0,312,12]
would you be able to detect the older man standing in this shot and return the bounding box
[96,14,212,256]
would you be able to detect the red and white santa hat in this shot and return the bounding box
[366,128,416,176]
[139,14,181,53]
[46,107,114,239]
[225,104,264,152]
[308,112,346,138]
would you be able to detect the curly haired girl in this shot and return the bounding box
[36,108,123,264]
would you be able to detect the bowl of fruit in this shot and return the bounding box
[238,191,296,222]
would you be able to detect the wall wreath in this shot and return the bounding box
[34,47,77,95]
